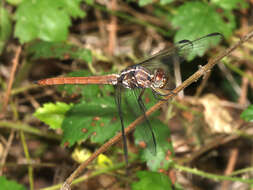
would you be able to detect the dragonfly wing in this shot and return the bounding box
[136,33,223,91]
[115,85,129,166]
[137,32,223,71]
[132,88,157,155]
[177,32,224,59]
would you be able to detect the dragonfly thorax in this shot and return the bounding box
[119,66,153,89]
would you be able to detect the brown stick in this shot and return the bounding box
[221,148,239,190]
[107,0,117,55]
[0,46,22,118]
[0,130,15,175]
[62,30,253,189]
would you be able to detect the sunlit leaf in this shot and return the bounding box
[71,147,91,163]
[62,0,86,18]
[34,102,74,129]
[6,0,23,5]
[138,0,153,6]
[97,154,113,168]
[160,0,174,5]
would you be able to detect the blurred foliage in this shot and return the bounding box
[211,0,248,10]
[27,41,92,63]
[241,105,253,122]
[0,176,26,190]
[0,7,12,53]
[14,0,85,43]
[131,171,174,190]
[1,0,245,53]
[171,2,235,41]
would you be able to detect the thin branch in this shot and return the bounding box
[0,46,22,118]
[0,130,14,175]
[62,30,253,188]
[20,131,34,190]
[221,148,239,190]
[107,0,118,55]
[0,121,61,140]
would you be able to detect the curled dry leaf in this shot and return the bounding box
[199,94,234,133]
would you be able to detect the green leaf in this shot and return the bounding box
[0,176,26,190]
[14,0,85,43]
[27,41,92,63]
[154,7,173,22]
[160,0,174,5]
[62,98,122,146]
[34,102,74,129]
[139,0,153,6]
[135,119,173,171]
[84,0,94,5]
[61,87,161,147]
[62,0,86,18]
[241,105,253,122]
[6,0,23,5]
[60,79,120,146]
[0,8,12,54]
[132,171,172,190]
[171,2,235,60]
[211,0,248,10]
[124,88,159,114]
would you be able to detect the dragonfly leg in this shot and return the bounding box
[136,89,157,154]
[115,86,129,168]
[151,87,176,101]
[162,89,176,96]
[151,89,168,101]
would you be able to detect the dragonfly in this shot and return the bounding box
[37,33,223,165]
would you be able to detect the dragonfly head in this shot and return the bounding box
[151,68,168,89]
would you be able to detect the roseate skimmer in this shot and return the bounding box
[37,33,223,165]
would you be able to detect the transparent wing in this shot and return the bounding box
[137,32,223,72]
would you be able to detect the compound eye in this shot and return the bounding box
[153,69,167,88]
[154,69,164,81]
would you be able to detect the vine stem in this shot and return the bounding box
[20,131,34,190]
[173,163,253,184]
[62,30,253,189]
